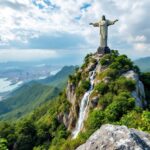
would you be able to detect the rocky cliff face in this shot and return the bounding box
[123,70,146,108]
[63,54,100,130]
[59,51,147,136]
[76,124,150,150]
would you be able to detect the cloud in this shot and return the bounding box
[24,33,86,49]
[0,0,149,61]
[0,48,92,64]
[0,49,58,62]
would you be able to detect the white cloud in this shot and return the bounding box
[0,0,150,59]
[134,43,150,54]
[134,35,146,42]
[0,49,58,62]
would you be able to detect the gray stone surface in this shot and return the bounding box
[76,124,150,150]
[123,70,146,108]
[97,46,110,54]
[89,96,99,108]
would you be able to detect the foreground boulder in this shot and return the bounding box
[76,124,150,150]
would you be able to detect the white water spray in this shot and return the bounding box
[72,68,96,138]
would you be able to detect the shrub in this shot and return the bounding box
[100,58,109,66]
[76,80,90,98]
[85,110,105,131]
[141,111,150,131]
[110,55,133,72]
[99,54,111,66]
[105,96,135,122]
[99,92,113,110]
[119,110,150,133]
[105,68,119,79]
[119,110,142,129]
[140,72,150,106]
[0,138,8,150]
[81,54,92,69]
[111,50,119,58]
[81,80,90,90]
[114,77,135,93]
[0,122,16,148]
[95,82,108,95]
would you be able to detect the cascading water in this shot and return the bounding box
[72,68,96,138]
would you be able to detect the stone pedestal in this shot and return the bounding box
[97,46,110,54]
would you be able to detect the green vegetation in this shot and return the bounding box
[94,82,108,95]
[0,91,70,150]
[69,55,96,100]
[0,138,8,150]
[76,80,90,98]
[119,109,150,132]
[0,82,60,120]
[140,72,150,107]
[58,50,150,149]
[100,51,139,74]
[0,51,149,150]
[69,71,81,86]
[0,66,75,120]
[39,66,76,87]
[81,53,92,69]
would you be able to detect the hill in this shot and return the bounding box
[134,57,150,72]
[39,65,76,87]
[0,66,75,120]
[0,51,149,150]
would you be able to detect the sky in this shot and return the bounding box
[0,0,150,64]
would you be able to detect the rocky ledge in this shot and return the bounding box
[76,124,150,150]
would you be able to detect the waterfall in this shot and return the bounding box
[72,68,96,138]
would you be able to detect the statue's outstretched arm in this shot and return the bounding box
[107,19,118,26]
[89,22,99,27]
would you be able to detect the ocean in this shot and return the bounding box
[0,78,23,100]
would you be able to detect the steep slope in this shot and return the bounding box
[134,57,150,72]
[39,66,76,87]
[0,51,149,150]
[0,66,75,120]
[63,51,146,133]
[0,82,60,120]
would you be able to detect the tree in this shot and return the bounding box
[15,119,36,150]
[110,55,133,72]
[85,110,105,131]
[95,82,108,95]
[99,92,113,109]
[0,138,8,150]
[114,77,135,93]
[105,96,135,122]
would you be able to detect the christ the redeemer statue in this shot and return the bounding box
[90,15,118,54]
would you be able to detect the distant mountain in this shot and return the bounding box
[134,57,150,72]
[0,66,75,120]
[39,65,76,87]
[0,62,63,100]
[0,82,60,120]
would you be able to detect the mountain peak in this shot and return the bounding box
[60,50,147,138]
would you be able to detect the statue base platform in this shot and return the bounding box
[97,46,110,54]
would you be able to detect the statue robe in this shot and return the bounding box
[93,20,116,48]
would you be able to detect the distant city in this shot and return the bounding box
[0,61,62,101]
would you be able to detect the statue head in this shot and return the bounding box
[102,15,106,20]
